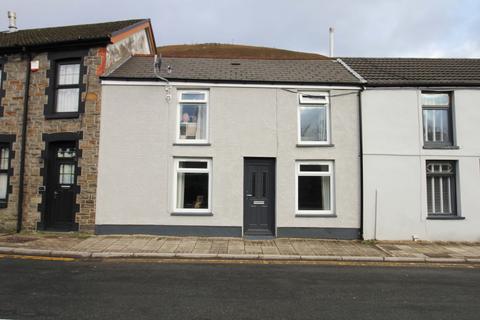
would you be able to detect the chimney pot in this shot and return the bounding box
[8,11,17,32]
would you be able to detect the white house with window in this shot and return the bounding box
[96,56,362,238]
[343,57,480,241]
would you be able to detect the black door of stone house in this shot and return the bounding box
[45,142,77,230]
[244,158,275,236]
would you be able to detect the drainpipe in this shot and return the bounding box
[358,86,365,239]
[16,50,32,233]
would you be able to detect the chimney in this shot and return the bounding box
[329,27,334,57]
[8,11,17,32]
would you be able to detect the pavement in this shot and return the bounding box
[0,232,479,263]
[1,258,479,319]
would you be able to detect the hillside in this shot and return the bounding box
[157,43,328,60]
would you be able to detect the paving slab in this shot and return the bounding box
[1,233,479,264]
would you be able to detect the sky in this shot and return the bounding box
[2,0,480,57]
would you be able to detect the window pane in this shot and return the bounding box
[300,164,329,172]
[0,173,7,200]
[56,88,79,112]
[58,63,80,85]
[179,161,207,169]
[422,93,449,106]
[426,161,456,215]
[176,172,209,209]
[298,175,331,210]
[181,92,205,101]
[0,147,9,170]
[300,94,328,104]
[59,164,75,185]
[57,147,76,158]
[423,109,450,144]
[300,106,327,142]
[179,104,207,140]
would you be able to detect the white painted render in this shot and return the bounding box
[96,84,361,233]
[362,89,480,241]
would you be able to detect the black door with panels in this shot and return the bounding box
[45,142,78,230]
[244,158,275,236]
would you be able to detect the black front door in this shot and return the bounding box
[244,158,275,236]
[45,142,78,230]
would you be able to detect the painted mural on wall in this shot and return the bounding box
[106,29,150,70]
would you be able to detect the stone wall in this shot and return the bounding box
[0,47,104,232]
[0,54,25,231]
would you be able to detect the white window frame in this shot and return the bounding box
[297,92,331,145]
[176,90,209,144]
[172,158,212,214]
[425,160,457,216]
[295,161,335,215]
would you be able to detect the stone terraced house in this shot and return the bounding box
[0,18,156,232]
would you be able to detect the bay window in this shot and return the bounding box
[298,92,330,145]
[296,161,334,215]
[177,91,208,143]
[173,159,211,213]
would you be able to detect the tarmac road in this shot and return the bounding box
[0,257,479,319]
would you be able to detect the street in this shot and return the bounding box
[0,258,479,320]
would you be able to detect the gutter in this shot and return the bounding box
[17,50,32,233]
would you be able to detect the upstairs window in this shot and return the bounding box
[55,61,81,113]
[422,93,453,147]
[298,92,330,145]
[177,91,209,143]
[426,161,457,216]
[0,144,11,207]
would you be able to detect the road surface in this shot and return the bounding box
[0,257,479,319]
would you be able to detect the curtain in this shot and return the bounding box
[0,173,7,200]
[318,107,327,141]
[196,104,206,140]
[321,176,331,210]
[56,88,79,112]
[176,173,185,208]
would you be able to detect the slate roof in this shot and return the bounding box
[104,56,362,85]
[341,57,480,86]
[0,19,146,51]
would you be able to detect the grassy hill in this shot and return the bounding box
[157,43,328,60]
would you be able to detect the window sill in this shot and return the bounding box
[427,215,465,220]
[297,143,334,148]
[173,143,211,146]
[423,145,459,150]
[45,113,80,120]
[295,213,337,218]
[171,212,213,216]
